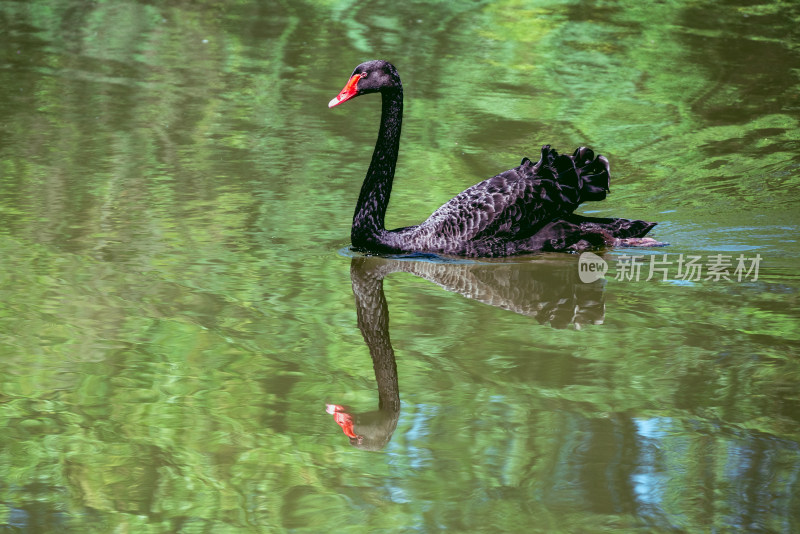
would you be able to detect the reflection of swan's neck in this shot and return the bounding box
[351,89,403,248]
[351,261,400,413]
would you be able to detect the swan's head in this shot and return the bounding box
[328,60,401,108]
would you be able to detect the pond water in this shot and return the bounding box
[1,0,799,532]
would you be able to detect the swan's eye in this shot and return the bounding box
[360,72,368,78]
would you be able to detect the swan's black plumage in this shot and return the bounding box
[330,60,656,257]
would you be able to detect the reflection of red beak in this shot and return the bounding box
[326,404,359,439]
[328,74,361,108]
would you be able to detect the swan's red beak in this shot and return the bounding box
[326,404,359,439]
[328,74,361,108]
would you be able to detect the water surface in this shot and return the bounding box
[1,0,798,532]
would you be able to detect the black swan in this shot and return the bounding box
[329,60,658,257]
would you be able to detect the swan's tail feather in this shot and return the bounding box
[536,145,610,206]
[573,147,610,202]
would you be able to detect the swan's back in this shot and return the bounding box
[392,146,613,255]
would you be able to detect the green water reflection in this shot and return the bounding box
[1,0,799,532]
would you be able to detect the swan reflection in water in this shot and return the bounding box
[326,253,607,450]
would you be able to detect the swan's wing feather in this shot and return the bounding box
[394,146,613,255]
[417,162,542,241]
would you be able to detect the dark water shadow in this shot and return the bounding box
[327,253,606,450]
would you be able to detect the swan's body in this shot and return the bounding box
[329,60,657,257]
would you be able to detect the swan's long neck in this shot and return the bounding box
[351,88,403,249]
